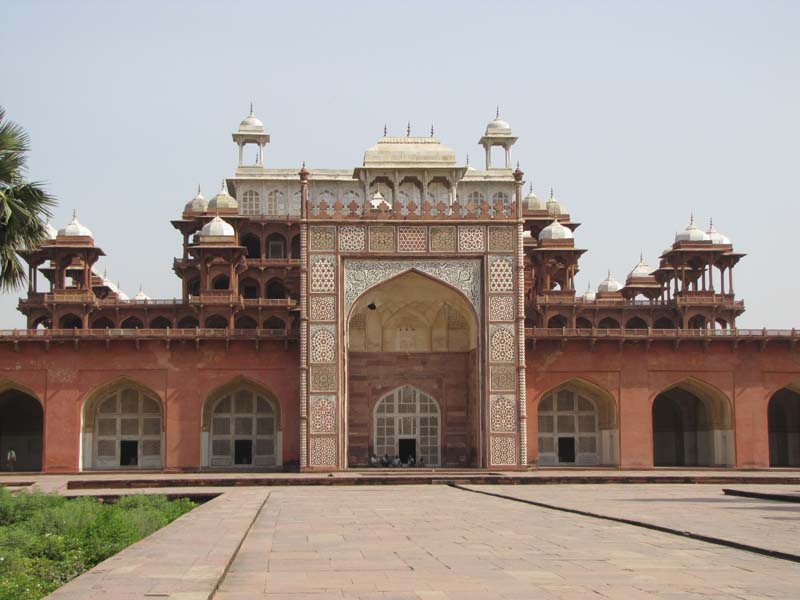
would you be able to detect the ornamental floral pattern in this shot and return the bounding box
[338,225,366,252]
[488,226,515,253]
[490,395,517,433]
[310,255,336,293]
[343,259,482,315]
[310,365,337,392]
[309,436,337,466]
[490,366,516,392]
[489,295,514,321]
[309,325,336,363]
[430,226,456,252]
[310,395,337,434]
[310,296,336,321]
[398,226,427,252]
[490,435,517,466]
[489,324,515,363]
[309,226,335,251]
[458,226,485,252]
[369,226,395,252]
[489,256,514,292]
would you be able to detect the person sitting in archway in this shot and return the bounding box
[407,456,415,468]
[6,448,16,471]
[381,454,390,467]
[369,453,379,467]
[418,456,425,468]
[391,455,401,467]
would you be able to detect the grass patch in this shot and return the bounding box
[0,488,196,600]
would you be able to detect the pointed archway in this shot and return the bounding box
[346,270,479,467]
[768,386,800,467]
[0,385,43,471]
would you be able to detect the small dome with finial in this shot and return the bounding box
[539,218,574,241]
[706,218,731,245]
[485,106,512,135]
[44,219,58,240]
[582,283,596,302]
[184,185,208,214]
[598,270,623,293]
[207,180,237,210]
[546,188,566,216]
[675,215,710,242]
[627,254,652,279]
[239,103,264,132]
[523,183,546,210]
[57,210,93,238]
[201,215,235,237]
[133,285,151,301]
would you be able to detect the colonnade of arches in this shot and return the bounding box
[81,313,289,330]
[544,313,731,330]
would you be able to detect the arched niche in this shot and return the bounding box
[768,386,800,467]
[0,383,43,471]
[81,378,163,470]
[200,378,282,469]
[652,378,734,467]
[537,379,618,466]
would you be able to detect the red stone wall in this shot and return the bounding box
[347,350,479,467]
[525,340,800,469]
[0,339,299,472]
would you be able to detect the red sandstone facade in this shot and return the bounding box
[1,110,798,472]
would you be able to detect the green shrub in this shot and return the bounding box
[0,488,195,600]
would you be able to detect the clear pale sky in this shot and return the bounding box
[1,1,798,328]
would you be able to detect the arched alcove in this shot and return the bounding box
[205,314,228,329]
[768,387,800,467]
[81,379,163,470]
[201,379,282,469]
[537,379,618,466]
[0,386,43,471]
[652,379,734,467]
[374,385,441,466]
[346,270,479,467]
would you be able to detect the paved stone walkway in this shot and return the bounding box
[214,486,800,599]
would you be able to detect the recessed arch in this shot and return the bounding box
[0,382,43,471]
[212,274,230,290]
[547,315,568,328]
[234,315,258,329]
[205,314,228,329]
[687,314,707,329]
[597,317,620,329]
[177,315,199,329]
[768,387,800,467]
[59,313,82,329]
[201,377,282,469]
[263,316,286,330]
[120,316,143,329]
[625,316,648,329]
[241,233,261,259]
[92,316,115,329]
[81,376,164,470]
[575,317,592,329]
[537,378,618,466]
[653,316,676,329]
[652,377,734,466]
[266,233,286,259]
[150,316,172,329]
[265,278,286,300]
[240,277,260,299]
[373,385,441,466]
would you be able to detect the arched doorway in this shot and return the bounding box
[347,270,479,467]
[82,382,163,470]
[203,383,281,468]
[0,388,43,471]
[652,380,733,466]
[537,382,618,466]
[768,387,800,467]
[374,385,441,466]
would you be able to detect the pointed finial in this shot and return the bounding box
[516,160,520,170]
[689,212,694,226]
[709,216,714,229]
[406,122,411,137]
[496,105,500,119]
[465,153,470,166]
[72,208,77,220]
[139,283,143,293]
[550,187,555,199]
[529,182,533,194]
[302,160,306,169]
[220,179,226,192]
[249,101,253,115]
[103,268,107,278]
[607,269,612,278]
[383,124,387,137]
[430,124,434,137]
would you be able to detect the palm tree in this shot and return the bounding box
[0,106,55,290]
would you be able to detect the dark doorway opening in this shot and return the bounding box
[0,390,43,471]
[235,439,253,465]
[557,437,576,463]
[399,439,416,464]
[120,440,138,467]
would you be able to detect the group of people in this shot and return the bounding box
[368,452,425,468]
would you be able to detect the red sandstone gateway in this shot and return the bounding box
[2,109,798,473]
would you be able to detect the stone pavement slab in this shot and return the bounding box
[44,488,268,600]
[464,483,800,557]
[212,485,800,599]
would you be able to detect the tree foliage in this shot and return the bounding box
[0,106,55,291]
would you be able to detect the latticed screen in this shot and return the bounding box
[241,190,260,215]
[93,388,162,469]
[537,388,599,466]
[373,386,440,466]
[210,388,277,467]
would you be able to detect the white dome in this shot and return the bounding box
[44,220,58,240]
[598,271,623,293]
[207,181,238,210]
[133,286,150,301]
[706,219,731,245]
[201,215,235,237]
[523,184,545,210]
[546,188,565,216]
[675,216,710,242]
[539,218,574,241]
[57,211,93,238]
[583,285,596,301]
[239,104,264,132]
[184,185,208,213]
[485,108,512,135]
[628,255,652,279]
